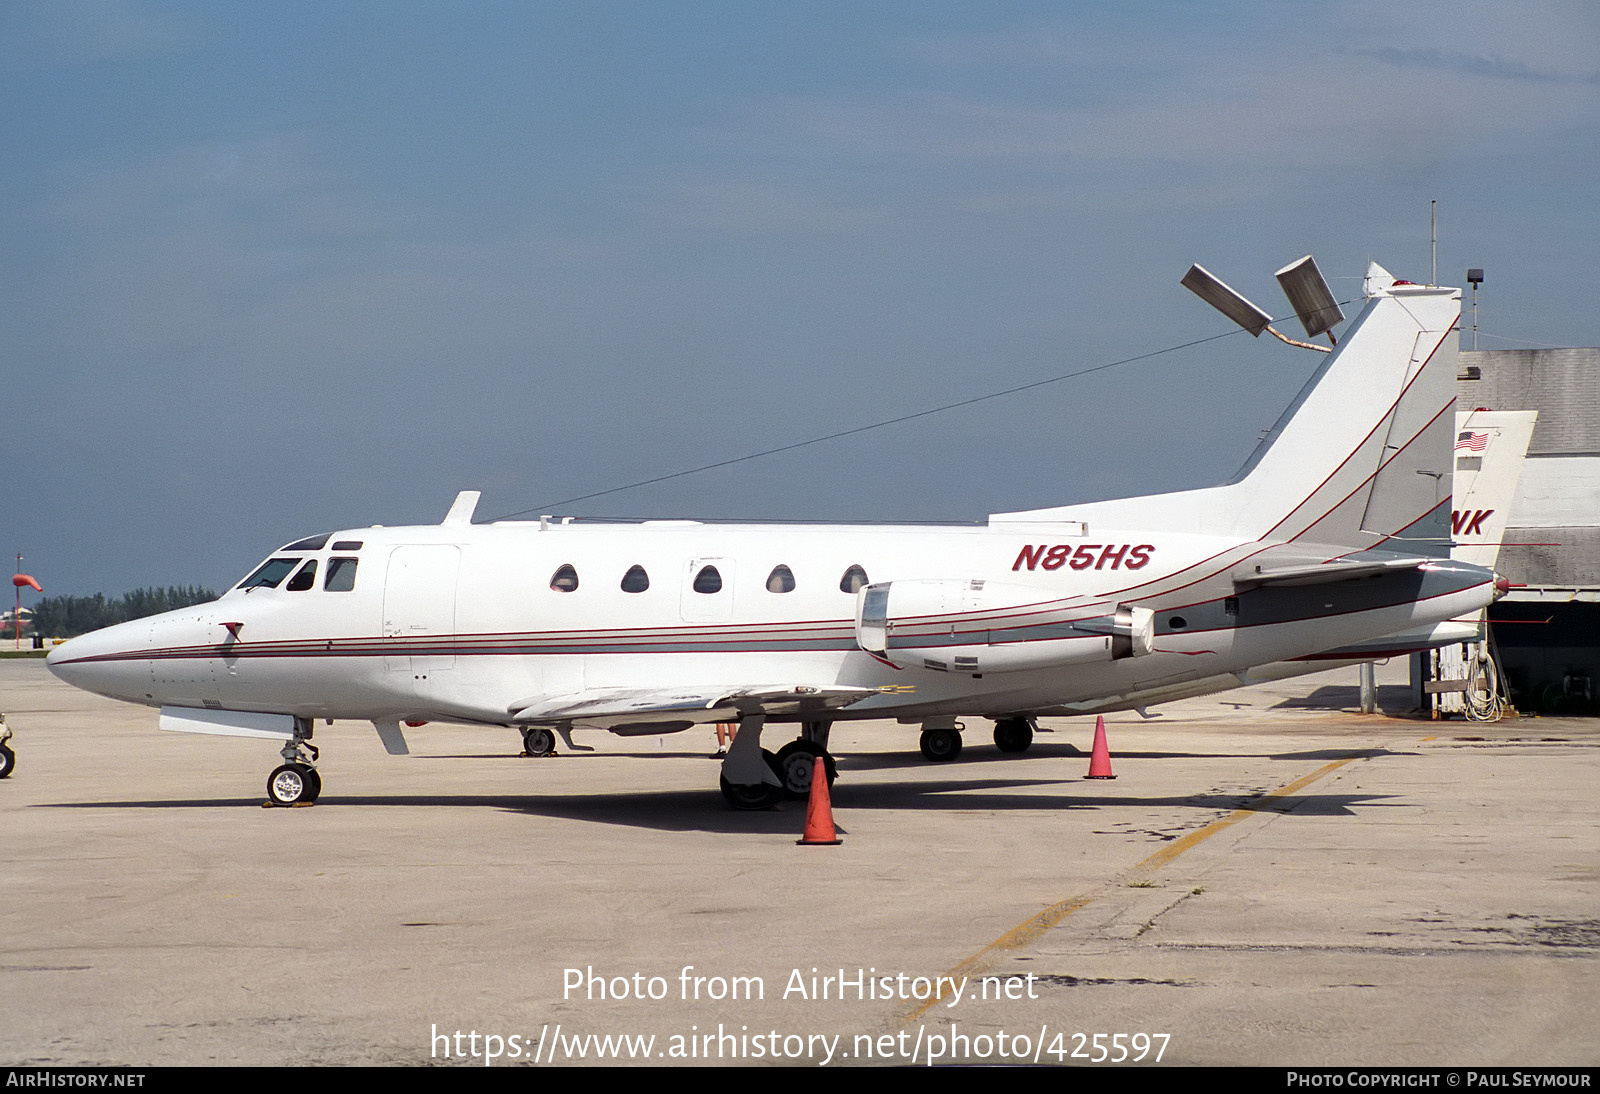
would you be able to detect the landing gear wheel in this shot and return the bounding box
[0,742,14,778]
[920,728,963,763]
[267,763,318,806]
[719,749,784,810]
[521,726,556,757]
[774,740,837,800]
[993,718,1033,753]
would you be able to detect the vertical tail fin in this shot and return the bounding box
[990,263,1461,556]
[1232,268,1459,553]
[1449,409,1537,569]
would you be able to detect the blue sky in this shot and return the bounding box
[6,1,1598,595]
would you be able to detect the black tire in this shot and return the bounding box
[993,718,1034,753]
[0,741,14,778]
[267,763,314,806]
[303,767,322,803]
[719,775,783,810]
[920,728,963,763]
[773,740,838,800]
[719,749,784,810]
[521,726,557,757]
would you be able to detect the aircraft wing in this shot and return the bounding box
[507,684,882,730]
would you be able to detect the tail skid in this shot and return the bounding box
[991,263,1461,555]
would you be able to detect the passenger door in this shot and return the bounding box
[382,545,461,678]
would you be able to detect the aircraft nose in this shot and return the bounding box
[45,632,87,679]
[45,622,154,704]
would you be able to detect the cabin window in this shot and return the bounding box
[324,557,359,592]
[285,560,318,592]
[239,557,302,591]
[692,565,722,594]
[621,565,650,593]
[839,565,869,594]
[766,564,796,593]
[550,564,579,592]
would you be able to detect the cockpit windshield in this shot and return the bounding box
[238,557,304,591]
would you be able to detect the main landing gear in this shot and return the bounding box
[916,716,1037,762]
[774,733,837,801]
[719,716,837,810]
[0,715,14,778]
[919,718,964,762]
[992,716,1035,753]
[266,717,321,806]
[516,724,592,755]
[520,726,557,757]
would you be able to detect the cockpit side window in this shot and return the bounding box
[285,560,318,592]
[324,557,359,592]
[239,557,303,591]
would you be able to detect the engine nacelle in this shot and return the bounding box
[854,579,1153,674]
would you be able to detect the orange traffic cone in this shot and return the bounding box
[797,756,843,846]
[1086,715,1116,779]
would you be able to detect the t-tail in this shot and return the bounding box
[992,262,1460,557]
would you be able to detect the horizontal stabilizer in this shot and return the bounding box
[1233,555,1429,588]
[1291,618,1485,659]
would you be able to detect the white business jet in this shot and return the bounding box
[48,258,1505,808]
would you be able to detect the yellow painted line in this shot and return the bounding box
[904,755,1360,1022]
[1135,756,1357,871]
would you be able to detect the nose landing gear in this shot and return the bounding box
[267,762,320,805]
[266,718,321,806]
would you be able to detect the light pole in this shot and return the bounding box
[13,555,42,649]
